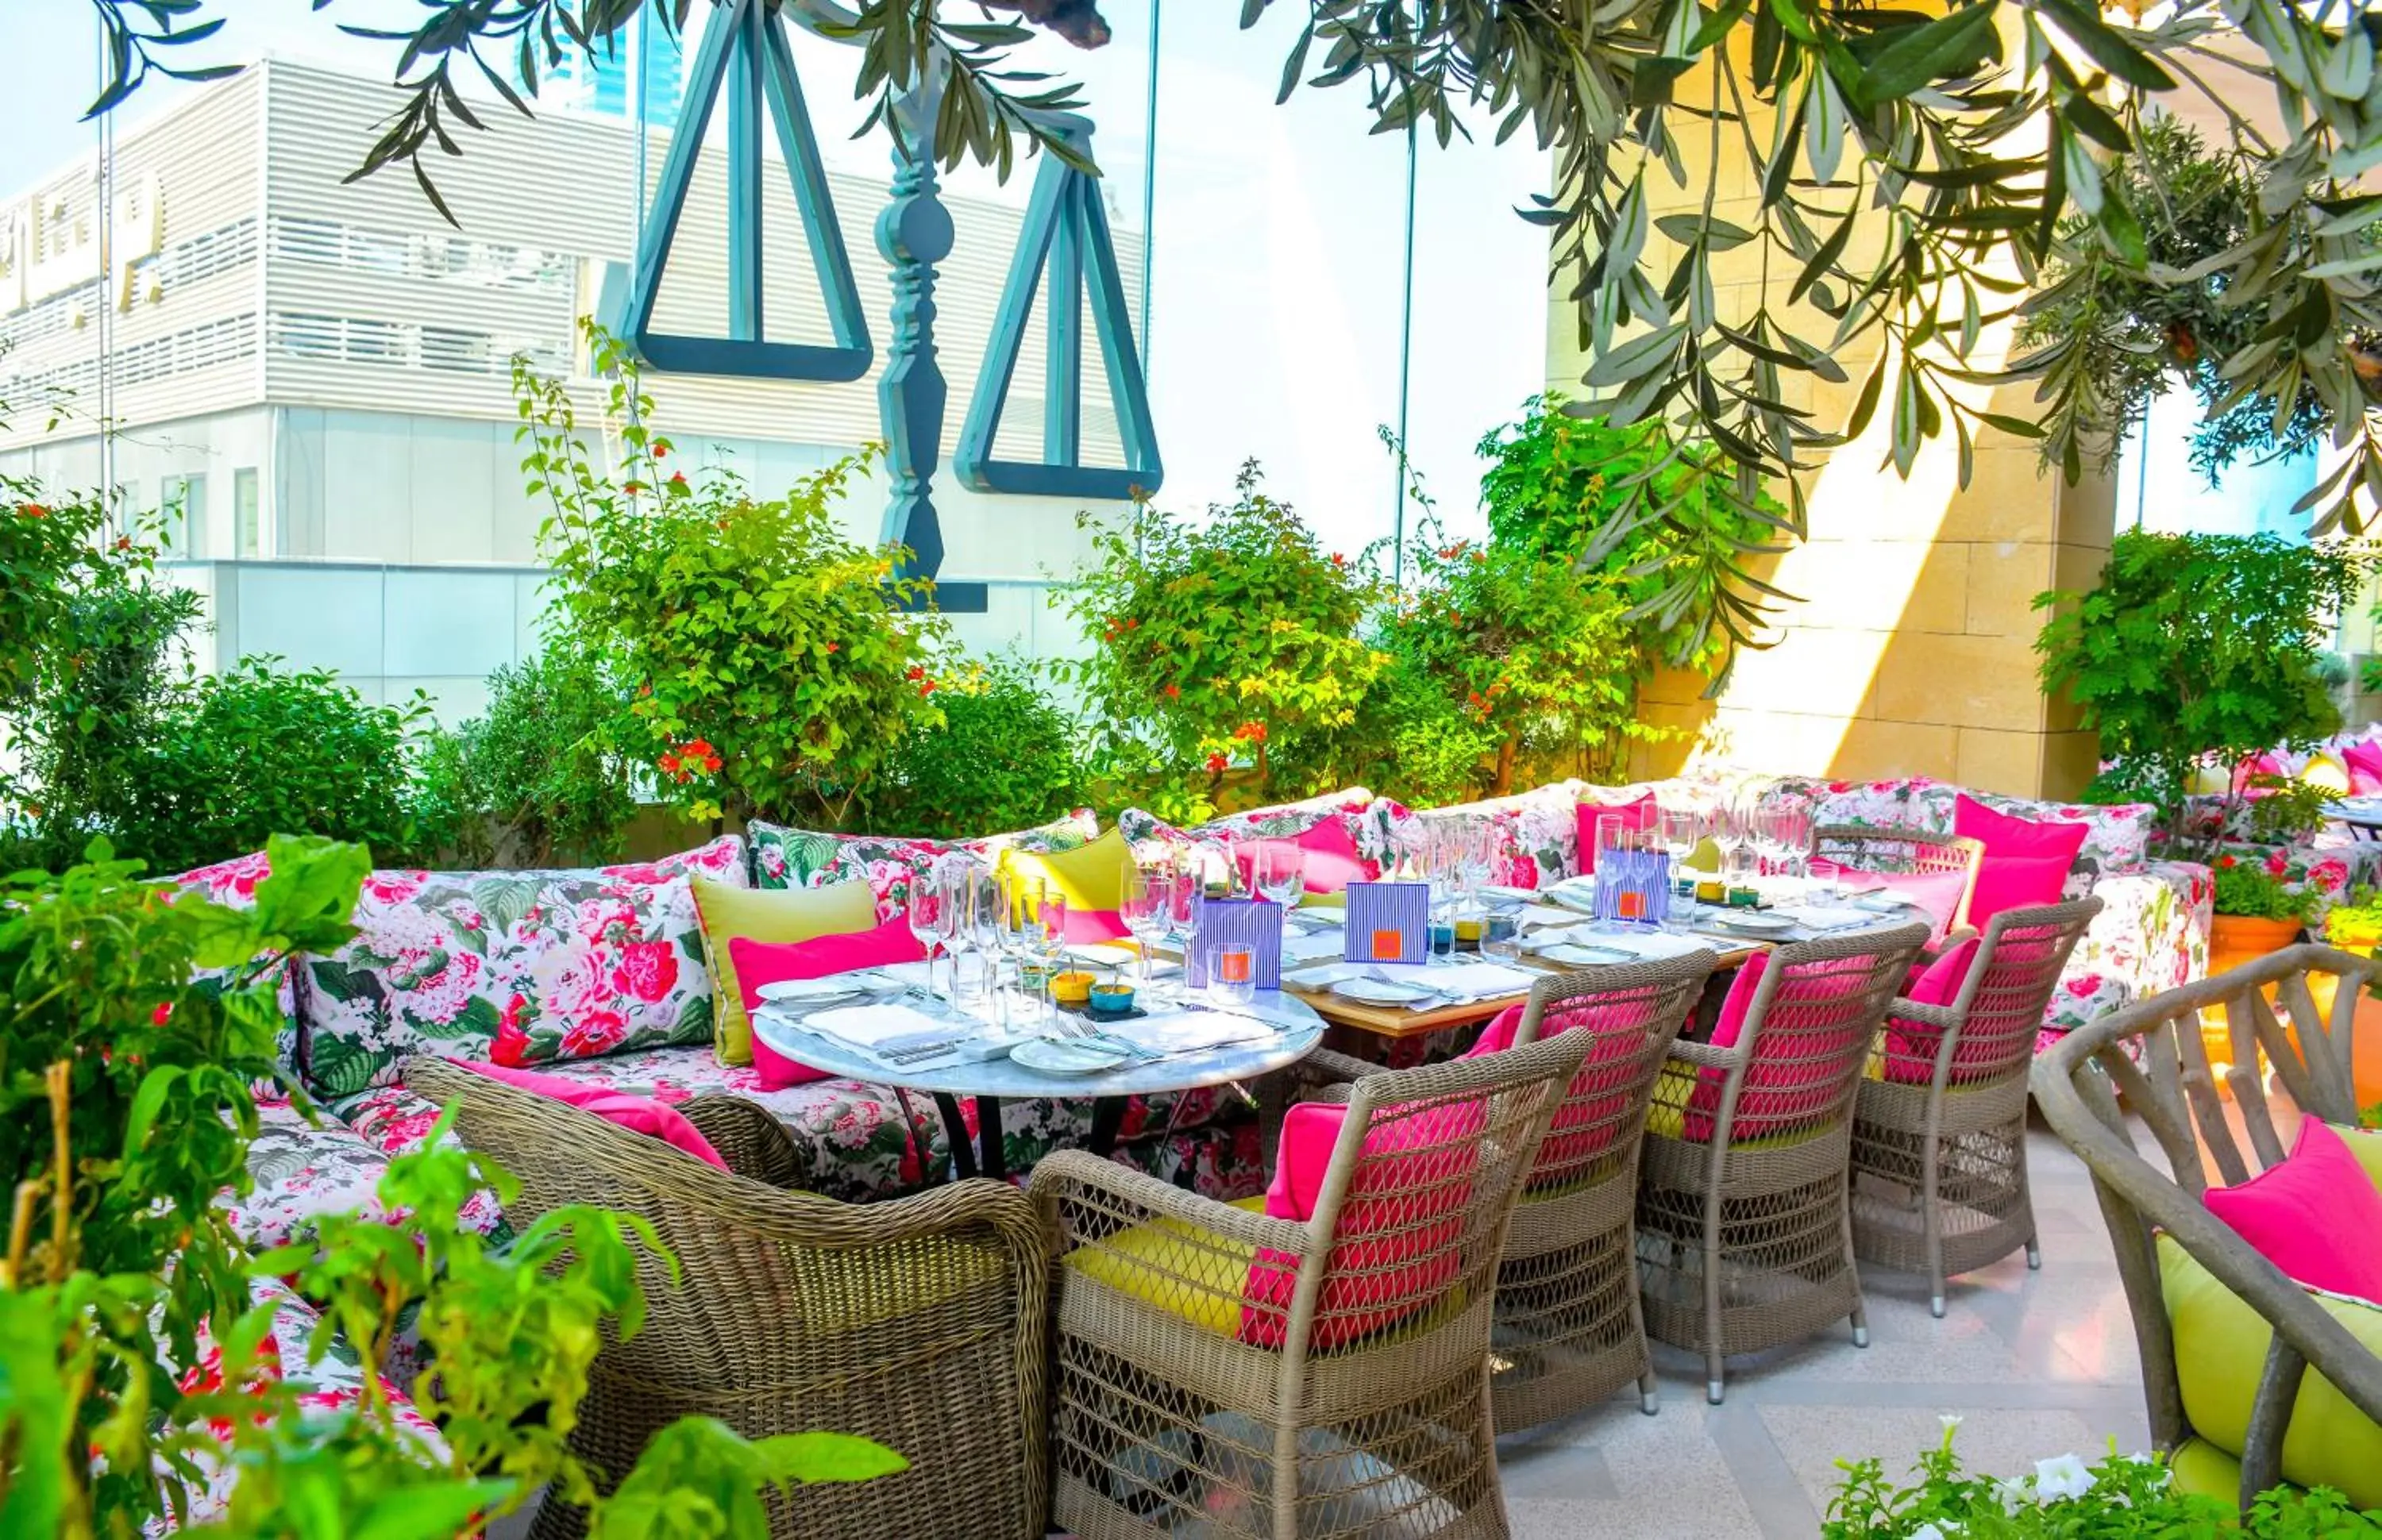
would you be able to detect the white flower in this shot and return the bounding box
[2033,1453,2095,1502]
[1908,1524,1959,1540]
[1938,1414,1963,1431]
[1989,1479,2029,1515]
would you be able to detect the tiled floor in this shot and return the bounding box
[1496,1123,2151,1538]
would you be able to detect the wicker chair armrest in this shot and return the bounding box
[1028,1149,1309,1256]
[1665,1038,1741,1071]
[1921,926,1978,959]
[677,1095,807,1187]
[1886,999,1959,1031]
[1290,1046,1390,1090]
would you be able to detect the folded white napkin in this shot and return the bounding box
[1564,929,1712,961]
[800,1001,962,1053]
[1518,903,1580,931]
[1108,1010,1275,1053]
[1282,927,1347,963]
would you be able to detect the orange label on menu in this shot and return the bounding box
[1370,929,1403,960]
[1219,949,1252,983]
[1617,891,1646,920]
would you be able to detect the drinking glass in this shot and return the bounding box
[938,861,977,1013]
[905,872,946,1010]
[1120,857,1167,997]
[963,866,1004,1018]
[993,870,1036,1013]
[1255,841,1303,909]
[1212,943,1256,1005]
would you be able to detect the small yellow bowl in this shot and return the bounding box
[1050,969,1096,1006]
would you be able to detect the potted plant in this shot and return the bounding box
[2211,853,2319,971]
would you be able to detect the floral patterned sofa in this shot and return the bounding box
[195,830,1263,1287]
[1397,772,2211,1048]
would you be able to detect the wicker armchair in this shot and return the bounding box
[1029,1030,1593,1540]
[1636,922,1930,1405]
[1810,824,1986,936]
[403,1058,1049,1540]
[2033,945,2382,1510]
[1852,898,2103,1317]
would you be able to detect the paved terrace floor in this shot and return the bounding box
[1497,1122,2150,1538]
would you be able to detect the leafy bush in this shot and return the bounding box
[0,478,130,714]
[1362,529,1652,800]
[527,326,950,830]
[1826,1422,2378,1535]
[0,838,900,1534]
[116,660,429,875]
[413,644,634,868]
[2037,531,2369,849]
[1475,396,1788,671]
[866,658,1090,839]
[1053,461,1386,823]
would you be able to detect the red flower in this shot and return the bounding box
[1162,683,1180,699]
[905,664,927,682]
[491,995,532,1067]
[1204,751,1229,774]
[684,738,715,757]
[2265,853,2288,877]
[561,1010,628,1059]
[19,502,45,518]
[623,480,647,495]
[610,939,680,1003]
[2217,855,2237,868]
[825,641,839,654]
[1231,721,1268,743]
[113,535,132,552]
[1329,552,1346,567]
[918,679,937,696]
[1124,618,1139,629]
[652,441,670,458]
[668,470,688,488]
[658,752,684,782]
[151,1002,173,1026]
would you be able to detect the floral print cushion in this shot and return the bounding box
[2041,860,2212,1041]
[1410,784,1582,888]
[2212,841,2382,925]
[291,837,748,1099]
[749,809,1099,914]
[226,1087,507,1253]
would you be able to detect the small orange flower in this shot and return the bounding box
[904,664,926,682]
[825,641,840,654]
[1162,683,1180,699]
[623,480,647,495]
[669,470,688,488]
[1204,752,1228,774]
[20,502,46,518]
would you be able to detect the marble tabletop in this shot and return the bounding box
[750,989,1327,1103]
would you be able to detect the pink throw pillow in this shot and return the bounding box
[1463,997,1661,1181]
[1952,794,2088,924]
[1059,907,1132,944]
[1808,860,1968,941]
[449,1059,727,1169]
[2345,741,2382,796]
[1238,817,1377,895]
[730,917,927,1089]
[1241,1096,1484,1350]
[2203,1118,2382,1302]
[1877,937,1981,1085]
[1575,794,1659,876]
[2230,751,2288,795]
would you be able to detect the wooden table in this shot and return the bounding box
[1281,939,1767,1041]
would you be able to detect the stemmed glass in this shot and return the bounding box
[937,860,978,1014]
[1120,857,1169,1000]
[963,866,1004,1018]
[993,870,1038,1022]
[1254,841,1302,910]
[1033,884,1070,1016]
[904,870,946,1010]
[1713,796,1752,887]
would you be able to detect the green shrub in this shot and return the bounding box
[108,660,429,874]
[1052,461,1386,822]
[527,325,951,830]
[414,645,634,868]
[2036,530,2369,850]
[1360,529,1651,800]
[2212,852,2320,925]
[866,659,1090,838]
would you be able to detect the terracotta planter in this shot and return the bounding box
[2199,914,2306,1087]
[2306,961,2382,1113]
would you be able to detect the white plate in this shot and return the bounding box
[753,976,879,1003]
[1713,912,1794,935]
[1538,942,1637,966]
[1329,976,1436,1005]
[1010,1037,1133,1076]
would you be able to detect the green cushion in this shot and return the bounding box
[2159,1233,2382,1510]
[690,876,878,1066]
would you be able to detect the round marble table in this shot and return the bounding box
[751,991,1326,1180]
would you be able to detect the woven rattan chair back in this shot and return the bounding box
[1852,899,2100,1315]
[1491,952,1714,1430]
[2032,945,2382,1510]
[1638,922,1931,1403]
[1811,824,1985,934]
[1032,1029,1590,1540]
[403,1058,1049,1540]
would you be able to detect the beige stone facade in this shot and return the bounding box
[1546,45,2113,802]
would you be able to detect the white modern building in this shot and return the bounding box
[0,56,1137,716]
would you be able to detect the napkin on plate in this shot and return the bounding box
[1107,1010,1276,1054]
[798,1001,962,1053]
[1562,928,1712,961]
[1282,926,1348,963]
[1771,905,1880,934]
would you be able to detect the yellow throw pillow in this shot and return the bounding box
[2300,753,2352,795]
[2158,1233,2382,1510]
[2341,1123,2382,1195]
[691,876,878,1065]
[1000,826,1131,920]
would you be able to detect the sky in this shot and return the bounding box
[0,0,1555,560]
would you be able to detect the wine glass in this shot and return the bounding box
[1120,857,1168,999]
[1254,841,1302,910]
[964,866,1004,1018]
[904,870,945,1009]
[937,860,977,1013]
